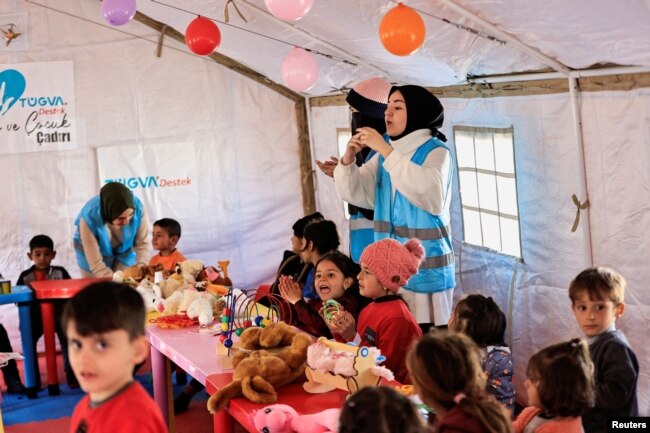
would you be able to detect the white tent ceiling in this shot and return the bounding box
[134,0,650,94]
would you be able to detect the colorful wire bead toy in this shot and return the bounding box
[322,299,341,324]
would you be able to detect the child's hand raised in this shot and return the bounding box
[278,275,303,305]
[326,310,356,341]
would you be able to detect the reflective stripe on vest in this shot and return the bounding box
[349,213,374,263]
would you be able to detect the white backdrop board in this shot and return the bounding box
[0,61,77,154]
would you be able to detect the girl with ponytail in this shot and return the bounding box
[407,330,513,433]
[449,294,515,413]
[514,339,594,433]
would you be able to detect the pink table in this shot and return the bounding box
[206,373,349,433]
[146,324,228,433]
[29,277,109,395]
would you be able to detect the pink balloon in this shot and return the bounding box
[281,47,319,93]
[264,0,313,21]
[101,0,137,26]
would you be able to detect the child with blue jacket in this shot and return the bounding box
[569,267,639,433]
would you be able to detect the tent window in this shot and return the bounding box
[337,128,352,219]
[453,126,522,258]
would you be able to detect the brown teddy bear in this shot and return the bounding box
[207,321,312,414]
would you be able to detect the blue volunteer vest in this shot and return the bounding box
[73,192,143,273]
[374,137,455,293]
[349,148,379,263]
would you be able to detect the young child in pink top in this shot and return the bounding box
[514,339,594,433]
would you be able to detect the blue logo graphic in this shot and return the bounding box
[0,69,26,116]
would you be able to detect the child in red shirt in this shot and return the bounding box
[149,218,186,271]
[330,238,423,383]
[64,281,167,433]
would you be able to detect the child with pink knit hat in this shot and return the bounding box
[329,237,424,384]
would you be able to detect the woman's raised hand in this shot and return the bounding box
[355,127,392,157]
[340,134,365,166]
[316,156,339,177]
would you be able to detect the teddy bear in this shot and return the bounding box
[206,321,313,414]
[171,259,205,285]
[251,404,340,433]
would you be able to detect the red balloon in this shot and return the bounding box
[185,16,221,55]
[379,3,426,56]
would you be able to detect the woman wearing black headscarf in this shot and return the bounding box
[73,182,150,277]
[333,85,455,327]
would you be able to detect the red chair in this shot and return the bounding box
[254,284,272,302]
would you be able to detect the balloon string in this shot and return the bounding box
[150,0,357,66]
[388,0,506,45]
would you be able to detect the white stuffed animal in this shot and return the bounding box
[160,290,184,315]
[187,297,214,326]
[136,280,163,313]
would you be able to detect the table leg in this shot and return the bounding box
[151,344,175,433]
[40,301,59,396]
[213,410,234,433]
[17,302,38,399]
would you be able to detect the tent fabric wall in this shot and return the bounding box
[0,1,304,352]
[311,88,650,414]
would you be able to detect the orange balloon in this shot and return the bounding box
[379,3,426,56]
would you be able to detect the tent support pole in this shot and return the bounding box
[470,66,650,84]
[569,76,594,267]
[134,11,316,215]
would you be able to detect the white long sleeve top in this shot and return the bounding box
[333,129,451,216]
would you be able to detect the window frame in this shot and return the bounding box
[452,125,523,259]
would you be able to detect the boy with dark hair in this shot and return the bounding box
[149,218,186,271]
[63,281,167,433]
[569,266,639,433]
[16,234,76,388]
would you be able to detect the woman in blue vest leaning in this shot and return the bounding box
[74,182,150,278]
[333,85,455,327]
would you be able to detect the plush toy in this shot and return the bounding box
[157,277,185,299]
[251,404,340,433]
[141,263,167,282]
[306,341,395,383]
[187,297,214,326]
[159,288,221,317]
[206,321,312,413]
[172,259,205,285]
[135,279,163,313]
[122,265,144,282]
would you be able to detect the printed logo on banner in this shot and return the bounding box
[0,61,77,155]
[0,69,25,115]
[103,176,193,189]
